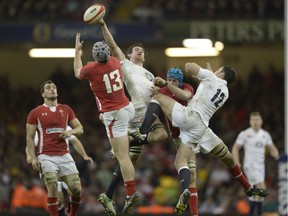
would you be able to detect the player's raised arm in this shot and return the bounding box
[74,33,84,79]
[185,62,201,77]
[97,18,125,61]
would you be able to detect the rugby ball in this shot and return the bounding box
[83,4,105,24]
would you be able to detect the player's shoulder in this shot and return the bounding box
[259,128,271,136]
[57,103,72,110]
[182,83,194,90]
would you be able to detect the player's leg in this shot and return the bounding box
[244,167,266,216]
[210,141,268,197]
[130,94,174,143]
[174,143,194,213]
[57,182,65,216]
[110,136,140,214]
[39,156,61,216]
[98,145,143,216]
[42,172,59,216]
[130,119,167,146]
[61,173,82,216]
[187,154,198,216]
[139,94,175,134]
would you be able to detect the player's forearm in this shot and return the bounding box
[26,138,37,162]
[74,51,83,79]
[231,146,240,165]
[73,142,88,159]
[101,23,116,48]
[167,84,191,101]
[100,24,124,60]
[270,145,280,160]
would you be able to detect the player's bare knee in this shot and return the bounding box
[63,174,82,197]
[43,173,58,195]
[149,125,167,143]
[69,185,82,197]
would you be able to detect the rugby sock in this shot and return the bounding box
[248,200,256,216]
[58,205,65,216]
[124,180,136,196]
[178,167,191,193]
[256,201,263,216]
[47,197,58,216]
[189,187,198,216]
[139,100,161,134]
[69,195,81,216]
[106,165,123,199]
[228,165,251,191]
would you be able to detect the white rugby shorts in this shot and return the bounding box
[102,102,135,138]
[243,163,265,185]
[172,102,221,154]
[37,153,79,178]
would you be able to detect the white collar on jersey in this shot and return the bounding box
[43,103,58,112]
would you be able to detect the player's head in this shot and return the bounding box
[126,43,146,62]
[40,80,58,100]
[249,112,263,130]
[222,65,237,85]
[92,41,111,63]
[166,67,184,87]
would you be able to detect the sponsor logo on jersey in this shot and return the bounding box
[46,128,64,134]
[145,72,154,81]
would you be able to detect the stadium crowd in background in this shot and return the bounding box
[0,62,284,215]
[0,0,283,21]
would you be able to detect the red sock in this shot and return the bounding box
[229,165,251,191]
[189,188,198,216]
[124,180,136,196]
[47,197,58,216]
[69,196,81,216]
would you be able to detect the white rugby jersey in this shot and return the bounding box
[188,68,228,126]
[235,127,273,166]
[121,59,154,110]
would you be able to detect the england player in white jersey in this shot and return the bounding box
[232,112,279,216]
[137,62,269,213]
[95,18,167,216]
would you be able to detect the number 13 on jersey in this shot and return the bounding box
[103,70,123,93]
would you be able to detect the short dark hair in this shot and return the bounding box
[40,80,55,93]
[126,43,146,59]
[250,111,261,118]
[223,65,236,85]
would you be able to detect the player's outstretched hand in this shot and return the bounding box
[75,33,84,52]
[154,76,167,87]
[206,63,213,72]
[97,17,105,26]
[84,155,94,164]
[32,158,42,173]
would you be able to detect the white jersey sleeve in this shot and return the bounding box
[121,59,154,110]
[187,67,229,126]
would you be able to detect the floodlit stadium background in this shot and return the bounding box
[0,0,286,216]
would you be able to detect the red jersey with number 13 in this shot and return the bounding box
[80,56,129,112]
